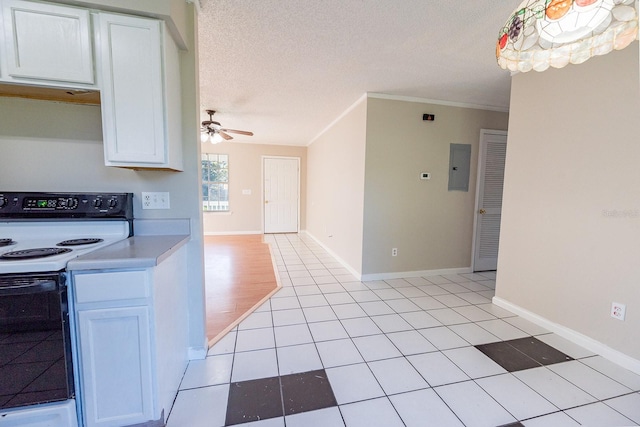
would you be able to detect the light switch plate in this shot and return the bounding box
[142,192,170,209]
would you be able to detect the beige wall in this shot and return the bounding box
[306,98,368,275]
[496,45,640,361]
[0,98,197,219]
[362,97,509,276]
[202,142,307,234]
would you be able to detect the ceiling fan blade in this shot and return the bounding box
[220,128,254,136]
[218,131,234,140]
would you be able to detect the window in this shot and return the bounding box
[202,153,229,211]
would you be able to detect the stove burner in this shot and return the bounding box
[57,238,104,247]
[0,247,72,260]
[0,238,16,247]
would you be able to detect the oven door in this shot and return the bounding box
[0,273,74,410]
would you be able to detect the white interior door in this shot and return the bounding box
[473,130,507,271]
[263,157,299,233]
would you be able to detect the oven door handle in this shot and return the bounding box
[0,280,57,295]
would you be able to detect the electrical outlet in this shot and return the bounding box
[141,192,170,210]
[611,302,626,321]
[392,248,398,257]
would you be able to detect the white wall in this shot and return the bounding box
[362,96,509,276]
[496,44,640,362]
[306,97,367,275]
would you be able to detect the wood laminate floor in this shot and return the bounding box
[204,234,279,344]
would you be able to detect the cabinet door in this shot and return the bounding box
[77,306,154,427]
[1,0,94,84]
[98,13,167,166]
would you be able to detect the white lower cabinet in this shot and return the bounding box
[72,246,188,427]
[77,306,154,427]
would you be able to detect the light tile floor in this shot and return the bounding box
[167,234,640,427]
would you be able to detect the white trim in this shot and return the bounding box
[186,0,202,14]
[493,297,640,375]
[471,129,508,271]
[262,156,301,234]
[204,230,262,236]
[302,230,472,282]
[308,93,368,146]
[361,267,472,282]
[302,231,363,280]
[306,91,508,147]
[367,92,510,113]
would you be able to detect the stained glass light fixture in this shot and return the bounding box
[497,0,639,72]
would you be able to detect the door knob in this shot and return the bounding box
[265,200,269,204]
[479,209,486,215]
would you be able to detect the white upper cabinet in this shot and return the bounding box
[98,12,183,171]
[0,2,184,171]
[0,0,94,85]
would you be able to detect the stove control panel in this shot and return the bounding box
[0,192,133,220]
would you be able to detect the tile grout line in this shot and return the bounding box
[189,234,640,427]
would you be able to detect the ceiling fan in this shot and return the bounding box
[201,109,253,144]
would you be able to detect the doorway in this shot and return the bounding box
[263,156,300,233]
[472,129,507,271]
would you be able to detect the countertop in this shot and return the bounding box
[67,234,190,271]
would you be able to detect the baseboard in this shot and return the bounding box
[301,231,363,280]
[493,297,640,375]
[361,267,473,282]
[204,230,262,236]
[301,231,473,283]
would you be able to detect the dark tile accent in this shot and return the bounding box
[507,337,573,366]
[281,369,337,415]
[225,376,283,426]
[476,337,573,373]
[476,341,541,372]
[497,423,525,427]
[225,369,338,425]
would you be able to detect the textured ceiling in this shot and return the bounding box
[198,1,516,146]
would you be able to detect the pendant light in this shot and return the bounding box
[497,0,638,72]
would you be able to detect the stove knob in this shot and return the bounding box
[0,197,6,208]
[108,199,118,208]
[94,199,103,208]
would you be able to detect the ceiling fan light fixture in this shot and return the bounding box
[200,109,254,144]
[211,132,224,144]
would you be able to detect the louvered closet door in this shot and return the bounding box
[473,130,507,271]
